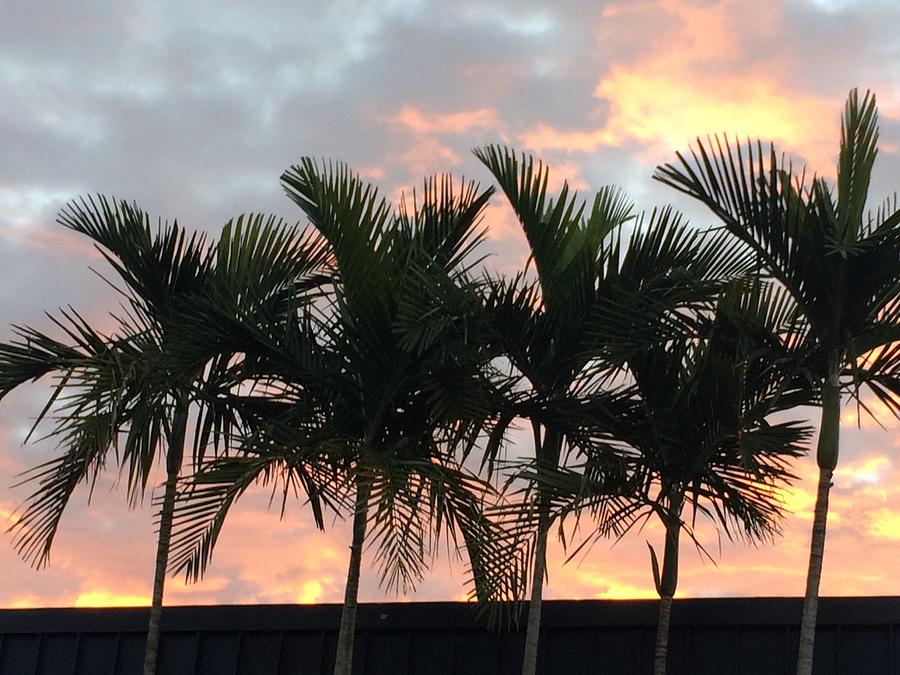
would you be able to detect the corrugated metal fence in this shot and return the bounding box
[0,597,897,674]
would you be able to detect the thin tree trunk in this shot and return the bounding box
[333,475,372,675]
[796,363,841,675]
[521,503,549,675]
[796,467,834,675]
[142,397,189,675]
[653,491,681,675]
[654,595,674,675]
[522,427,560,675]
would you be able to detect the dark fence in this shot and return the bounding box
[0,597,898,674]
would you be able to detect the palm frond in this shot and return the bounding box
[7,396,119,567]
[837,89,879,238]
[58,196,211,316]
[474,145,597,307]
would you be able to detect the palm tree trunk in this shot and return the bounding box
[653,492,681,675]
[142,397,189,675]
[654,595,674,675]
[521,502,549,675]
[522,427,560,675]
[333,474,372,675]
[796,363,841,675]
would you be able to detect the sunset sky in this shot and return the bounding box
[1,0,899,609]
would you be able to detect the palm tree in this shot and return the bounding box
[473,146,752,675]
[532,282,812,674]
[654,88,900,675]
[165,163,522,675]
[0,199,326,675]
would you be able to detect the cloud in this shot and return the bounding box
[595,72,835,166]
[388,106,500,136]
[3,0,900,608]
[843,454,891,485]
[75,590,149,608]
[520,0,844,171]
[841,392,900,431]
[381,105,504,181]
[868,508,900,541]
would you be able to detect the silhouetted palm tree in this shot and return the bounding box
[166,163,521,675]
[617,285,809,675]
[0,200,326,675]
[474,146,753,675]
[654,88,900,675]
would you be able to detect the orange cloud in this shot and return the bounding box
[841,394,900,431]
[777,482,816,519]
[297,580,324,604]
[595,73,835,166]
[519,125,608,154]
[573,569,658,600]
[75,590,149,607]
[842,454,891,484]
[868,507,900,540]
[521,0,839,171]
[388,105,499,135]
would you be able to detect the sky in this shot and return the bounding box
[1,0,898,609]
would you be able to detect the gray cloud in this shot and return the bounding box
[3,0,900,606]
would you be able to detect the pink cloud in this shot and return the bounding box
[358,165,386,181]
[387,105,500,136]
[379,104,506,182]
[0,444,897,607]
[1,221,100,259]
[397,137,462,175]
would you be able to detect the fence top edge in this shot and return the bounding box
[1,597,898,634]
